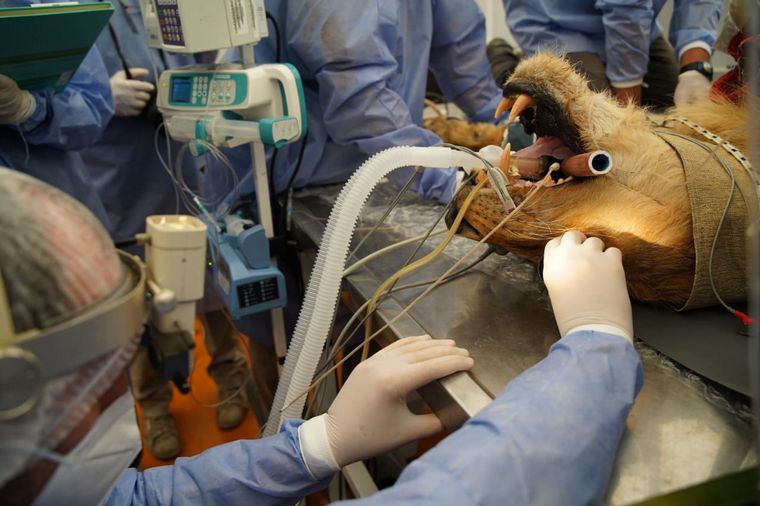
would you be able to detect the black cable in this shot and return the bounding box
[284,136,308,193]
[348,169,421,259]
[157,47,169,71]
[266,11,281,63]
[264,10,282,205]
[115,237,138,249]
[266,0,304,235]
[262,4,307,322]
[106,23,132,77]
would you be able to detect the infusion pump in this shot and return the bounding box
[139,0,267,53]
[156,64,307,149]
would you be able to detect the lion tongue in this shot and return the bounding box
[514,136,576,160]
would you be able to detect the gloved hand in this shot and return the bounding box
[298,335,473,476]
[542,230,633,340]
[674,70,711,106]
[0,74,36,125]
[110,68,155,117]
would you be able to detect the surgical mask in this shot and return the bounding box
[0,246,146,491]
[32,391,142,506]
[0,338,139,490]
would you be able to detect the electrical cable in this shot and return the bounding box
[659,129,754,324]
[305,171,487,415]
[305,247,496,417]
[348,169,421,260]
[283,178,549,413]
[281,136,308,235]
[265,11,281,63]
[388,171,478,288]
[153,123,182,213]
[345,144,485,361]
[112,5,181,213]
[342,230,447,277]
[328,247,495,371]
[361,177,488,360]
[114,237,138,250]
[260,63,279,232]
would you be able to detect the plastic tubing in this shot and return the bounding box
[504,150,613,180]
[263,146,485,436]
[509,155,547,180]
[560,150,613,177]
[362,177,488,361]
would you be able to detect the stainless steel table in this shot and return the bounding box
[290,181,755,505]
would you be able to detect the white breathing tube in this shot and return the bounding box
[264,145,498,436]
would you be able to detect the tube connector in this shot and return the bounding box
[448,145,503,173]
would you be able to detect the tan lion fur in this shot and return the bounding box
[452,53,754,308]
[423,116,506,151]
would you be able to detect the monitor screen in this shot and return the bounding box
[171,77,193,103]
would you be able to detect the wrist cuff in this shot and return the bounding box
[298,414,340,480]
[609,78,643,89]
[566,324,632,341]
[678,41,712,61]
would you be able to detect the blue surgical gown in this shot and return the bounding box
[107,331,642,505]
[503,0,722,84]
[0,0,113,226]
[208,0,503,205]
[80,0,200,242]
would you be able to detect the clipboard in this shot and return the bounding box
[0,2,114,91]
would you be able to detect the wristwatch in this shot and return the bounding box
[679,60,713,81]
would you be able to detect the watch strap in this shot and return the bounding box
[679,61,713,80]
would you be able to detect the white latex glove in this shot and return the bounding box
[543,230,633,340]
[298,335,473,477]
[110,68,155,117]
[674,70,711,106]
[0,74,35,125]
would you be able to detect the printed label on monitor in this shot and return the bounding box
[237,277,279,309]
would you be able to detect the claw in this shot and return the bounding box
[507,94,537,124]
[495,97,515,118]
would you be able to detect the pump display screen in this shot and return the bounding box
[171,77,193,103]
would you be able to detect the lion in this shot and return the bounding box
[445,53,758,311]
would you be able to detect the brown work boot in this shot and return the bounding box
[143,414,182,460]
[215,373,251,430]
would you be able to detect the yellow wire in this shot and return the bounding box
[361,178,488,360]
[280,178,550,414]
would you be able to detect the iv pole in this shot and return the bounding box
[241,44,289,370]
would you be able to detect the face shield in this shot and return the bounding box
[0,169,147,502]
